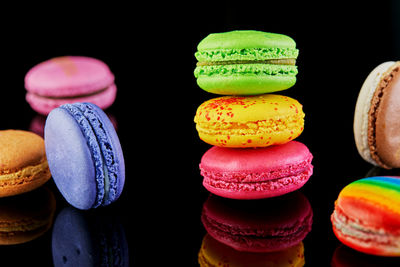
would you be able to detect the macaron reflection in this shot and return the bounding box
[199,234,305,267]
[201,191,313,253]
[52,207,129,267]
[331,244,400,267]
[365,166,400,178]
[0,186,56,245]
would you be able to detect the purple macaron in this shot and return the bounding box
[44,102,125,210]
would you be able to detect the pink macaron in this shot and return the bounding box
[25,56,116,115]
[199,141,313,199]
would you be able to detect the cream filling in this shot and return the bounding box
[103,162,110,202]
[197,58,296,66]
[0,219,49,232]
[31,85,112,100]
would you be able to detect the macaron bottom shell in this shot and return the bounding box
[196,119,303,148]
[332,209,400,257]
[26,83,117,115]
[196,74,296,95]
[202,166,313,200]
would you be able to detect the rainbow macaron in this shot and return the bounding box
[194,30,299,95]
[25,56,117,115]
[194,94,304,148]
[354,61,400,169]
[331,176,400,256]
[199,141,313,199]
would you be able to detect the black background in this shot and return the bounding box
[0,2,400,266]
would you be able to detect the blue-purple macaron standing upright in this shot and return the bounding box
[44,102,125,210]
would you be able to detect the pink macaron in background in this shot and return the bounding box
[25,56,117,115]
[199,141,313,199]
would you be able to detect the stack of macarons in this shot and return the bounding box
[194,30,313,199]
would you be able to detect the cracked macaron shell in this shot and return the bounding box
[331,176,400,256]
[194,94,305,147]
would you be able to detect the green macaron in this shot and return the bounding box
[194,30,299,95]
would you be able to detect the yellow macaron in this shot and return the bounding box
[194,94,305,147]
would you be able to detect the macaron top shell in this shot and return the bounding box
[25,56,115,97]
[0,130,47,171]
[195,94,303,123]
[195,30,298,62]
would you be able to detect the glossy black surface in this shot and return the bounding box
[1,2,400,266]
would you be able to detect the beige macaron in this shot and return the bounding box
[354,61,400,169]
[0,130,51,197]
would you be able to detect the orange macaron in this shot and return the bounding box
[0,130,51,197]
